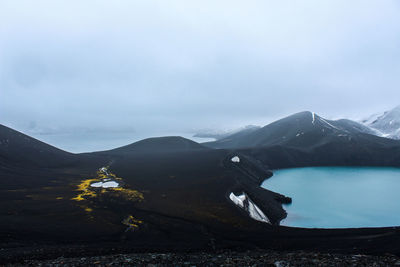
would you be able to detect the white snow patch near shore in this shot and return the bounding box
[229,192,270,224]
[229,192,245,208]
[91,181,119,188]
[231,156,240,163]
[248,200,269,223]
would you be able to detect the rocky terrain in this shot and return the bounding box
[7,250,400,266]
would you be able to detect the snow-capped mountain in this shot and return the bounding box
[361,106,400,140]
[203,111,382,149]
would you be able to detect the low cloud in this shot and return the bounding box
[1,0,400,136]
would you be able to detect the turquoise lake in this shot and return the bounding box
[261,167,400,228]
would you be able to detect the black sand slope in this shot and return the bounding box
[0,124,76,168]
[2,122,400,263]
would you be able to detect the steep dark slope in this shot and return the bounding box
[0,124,78,168]
[0,124,107,191]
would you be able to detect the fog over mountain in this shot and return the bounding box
[361,105,400,140]
[1,0,400,148]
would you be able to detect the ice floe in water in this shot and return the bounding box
[90,181,119,188]
[231,156,240,163]
[229,192,270,224]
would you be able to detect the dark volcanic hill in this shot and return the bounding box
[102,136,208,155]
[0,124,77,168]
[204,111,390,149]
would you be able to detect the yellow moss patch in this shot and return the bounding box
[84,207,93,212]
[110,187,144,201]
[71,178,99,201]
[108,172,117,178]
[75,178,99,192]
[122,215,143,228]
[71,166,144,204]
[96,167,121,179]
[97,173,108,179]
[71,191,97,201]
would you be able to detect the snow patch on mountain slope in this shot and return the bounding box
[231,156,240,163]
[318,117,342,131]
[229,192,270,224]
[361,106,400,140]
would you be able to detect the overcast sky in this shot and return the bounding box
[1,1,400,141]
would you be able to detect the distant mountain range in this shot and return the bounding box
[196,106,400,148]
[202,111,379,149]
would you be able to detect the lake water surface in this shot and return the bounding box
[261,167,400,228]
